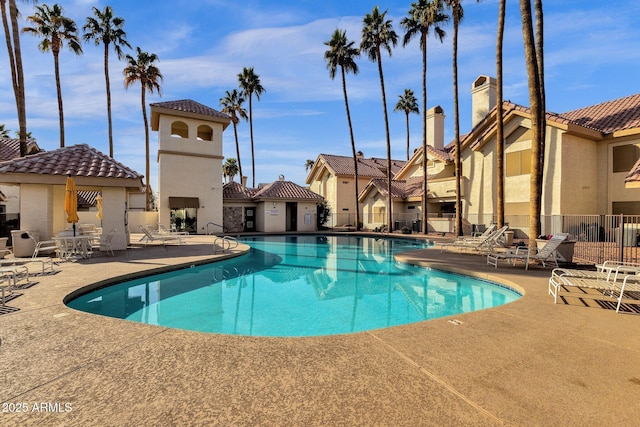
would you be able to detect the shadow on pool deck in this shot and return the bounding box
[1,233,639,426]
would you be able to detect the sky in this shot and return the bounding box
[1,0,639,191]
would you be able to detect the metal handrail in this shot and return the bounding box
[213,236,238,253]
[206,222,226,235]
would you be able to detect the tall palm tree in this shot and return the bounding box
[401,0,448,234]
[445,0,473,237]
[394,88,419,160]
[123,47,162,211]
[534,0,546,235]
[519,0,543,246]
[325,28,361,231]
[1,0,28,156]
[305,159,314,172]
[219,89,247,182]
[223,157,239,183]
[83,5,131,158]
[360,6,398,233]
[238,67,265,188]
[495,0,506,228]
[23,3,82,148]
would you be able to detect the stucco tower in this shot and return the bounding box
[151,100,230,234]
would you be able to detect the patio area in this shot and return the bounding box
[1,233,639,426]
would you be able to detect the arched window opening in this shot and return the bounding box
[171,121,189,138]
[197,125,213,141]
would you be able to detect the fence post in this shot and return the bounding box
[619,213,624,263]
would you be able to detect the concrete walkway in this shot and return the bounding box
[1,234,638,426]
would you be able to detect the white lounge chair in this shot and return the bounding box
[157,223,190,237]
[139,225,182,246]
[442,225,508,253]
[487,233,569,270]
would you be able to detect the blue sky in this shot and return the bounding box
[1,0,639,190]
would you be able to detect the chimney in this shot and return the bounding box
[426,106,445,150]
[241,176,247,188]
[471,75,497,128]
[356,151,364,159]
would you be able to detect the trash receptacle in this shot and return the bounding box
[11,230,38,258]
[503,230,514,246]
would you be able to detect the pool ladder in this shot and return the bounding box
[213,236,239,253]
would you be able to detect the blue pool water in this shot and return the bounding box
[67,235,520,337]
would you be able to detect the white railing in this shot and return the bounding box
[213,235,239,253]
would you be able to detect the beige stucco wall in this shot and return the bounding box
[558,133,598,214]
[257,201,283,232]
[157,114,224,234]
[296,202,318,232]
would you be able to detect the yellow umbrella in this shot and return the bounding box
[96,194,103,220]
[64,176,79,235]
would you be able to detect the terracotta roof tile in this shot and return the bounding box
[560,93,640,134]
[0,144,142,179]
[625,158,640,184]
[0,138,42,161]
[254,180,323,200]
[316,154,406,178]
[366,176,425,199]
[150,99,229,120]
[223,181,256,199]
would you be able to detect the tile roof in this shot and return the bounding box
[254,180,323,200]
[150,99,230,120]
[0,144,142,179]
[223,181,256,199]
[560,93,640,134]
[625,158,640,185]
[364,177,424,199]
[315,154,406,178]
[0,138,42,161]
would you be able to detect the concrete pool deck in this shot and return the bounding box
[1,233,639,426]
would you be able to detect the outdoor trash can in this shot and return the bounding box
[11,230,38,258]
[503,230,514,246]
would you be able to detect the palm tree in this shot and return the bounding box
[401,0,448,234]
[495,0,506,228]
[394,88,419,160]
[519,0,543,246]
[23,3,83,148]
[305,159,315,172]
[83,5,131,158]
[1,0,28,157]
[219,89,247,182]
[445,0,472,237]
[238,67,265,188]
[14,130,32,138]
[123,47,162,212]
[534,0,546,235]
[360,6,398,234]
[0,124,9,137]
[223,157,239,183]
[325,28,361,231]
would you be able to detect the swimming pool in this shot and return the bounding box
[67,235,520,337]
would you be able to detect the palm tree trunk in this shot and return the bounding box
[376,47,393,233]
[53,51,65,148]
[534,0,546,234]
[3,0,27,156]
[141,84,150,211]
[405,113,410,161]
[233,120,243,182]
[496,0,506,228]
[341,66,360,231]
[520,0,542,246]
[248,94,255,188]
[104,43,113,158]
[421,31,428,235]
[453,18,463,237]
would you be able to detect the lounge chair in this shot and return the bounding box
[1,256,55,275]
[442,225,508,253]
[487,233,569,269]
[139,225,183,246]
[157,223,190,237]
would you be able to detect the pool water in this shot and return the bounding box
[67,235,520,337]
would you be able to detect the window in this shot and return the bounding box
[613,144,640,173]
[373,206,386,223]
[197,125,213,141]
[170,121,189,138]
[506,149,531,176]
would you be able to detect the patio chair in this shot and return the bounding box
[157,223,190,237]
[487,233,569,270]
[442,225,508,253]
[139,225,183,246]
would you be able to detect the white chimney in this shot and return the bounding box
[241,176,247,188]
[426,105,445,150]
[471,75,497,128]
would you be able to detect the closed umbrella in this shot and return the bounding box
[64,176,79,236]
[96,194,103,221]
